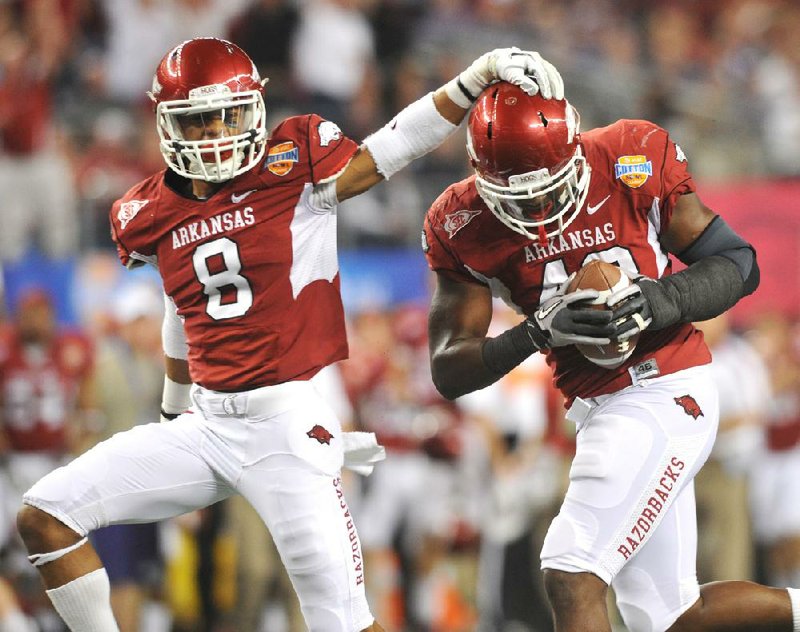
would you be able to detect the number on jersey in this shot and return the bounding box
[192,237,253,319]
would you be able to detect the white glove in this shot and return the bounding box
[445,47,564,109]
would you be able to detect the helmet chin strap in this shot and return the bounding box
[537,224,548,244]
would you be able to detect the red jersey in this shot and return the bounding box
[0,329,93,453]
[424,120,711,402]
[110,115,359,391]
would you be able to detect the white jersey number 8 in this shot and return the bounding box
[192,237,253,320]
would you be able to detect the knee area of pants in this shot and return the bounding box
[276,523,331,575]
[616,601,658,632]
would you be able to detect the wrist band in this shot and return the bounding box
[363,92,458,179]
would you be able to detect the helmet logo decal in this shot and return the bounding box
[444,209,481,238]
[318,121,343,147]
[509,168,549,186]
[188,84,231,98]
[614,155,652,188]
[118,200,149,230]
[266,142,299,176]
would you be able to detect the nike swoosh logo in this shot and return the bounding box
[536,298,563,321]
[586,195,611,215]
[231,189,257,203]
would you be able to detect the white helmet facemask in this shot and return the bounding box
[156,84,267,182]
[474,147,591,241]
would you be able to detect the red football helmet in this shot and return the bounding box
[467,82,590,240]
[149,38,267,182]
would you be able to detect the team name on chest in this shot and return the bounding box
[524,222,616,263]
[171,207,256,249]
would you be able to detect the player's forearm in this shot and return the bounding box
[431,338,508,401]
[161,356,191,422]
[640,256,746,330]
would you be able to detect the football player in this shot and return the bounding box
[14,38,564,632]
[421,81,799,632]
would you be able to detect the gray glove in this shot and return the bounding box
[527,285,614,349]
[606,280,654,340]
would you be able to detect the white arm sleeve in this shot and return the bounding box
[162,293,188,360]
[362,92,458,179]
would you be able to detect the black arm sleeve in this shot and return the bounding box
[677,215,760,295]
[641,216,760,330]
[481,319,542,376]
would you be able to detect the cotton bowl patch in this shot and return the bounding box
[267,142,299,176]
[614,155,652,188]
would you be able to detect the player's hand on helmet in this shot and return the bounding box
[492,48,564,99]
[526,275,615,349]
[606,279,654,340]
[445,47,564,108]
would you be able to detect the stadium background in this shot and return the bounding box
[1,1,799,631]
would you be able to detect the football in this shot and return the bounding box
[566,260,639,368]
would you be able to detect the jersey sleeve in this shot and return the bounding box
[270,114,359,185]
[109,180,160,269]
[306,114,359,183]
[422,190,484,285]
[651,124,697,232]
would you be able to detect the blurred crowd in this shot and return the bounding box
[1,0,800,631]
[0,0,799,254]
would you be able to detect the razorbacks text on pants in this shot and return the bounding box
[617,456,685,561]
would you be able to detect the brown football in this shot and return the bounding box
[566,260,639,369]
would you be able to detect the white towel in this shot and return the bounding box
[342,431,386,476]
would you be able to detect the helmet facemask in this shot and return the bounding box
[156,86,267,182]
[474,146,591,241]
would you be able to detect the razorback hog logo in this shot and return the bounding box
[674,395,703,419]
[318,121,342,147]
[306,424,334,445]
[444,209,481,238]
[117,199,149,230]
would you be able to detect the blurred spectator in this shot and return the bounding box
[290,0,379,138]
[227,0,300,117]
[87,281,167,632]
[693,314,769,583]
[0,578,35,632]
[100,0,248,105]
[751,3,800,176]
[74,108,154,249]
[0,0,78,262]
[748,314,800,589]
[0,288,95,630]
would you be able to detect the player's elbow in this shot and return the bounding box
[743,250,760,296]
[430,360,464,401]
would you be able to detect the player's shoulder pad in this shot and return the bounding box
[428,176,482,222]
[583,119,670,157]
[266,114,357,184]
[110,172,167,265]
[582,119,687,193]
[110,172,164,235]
